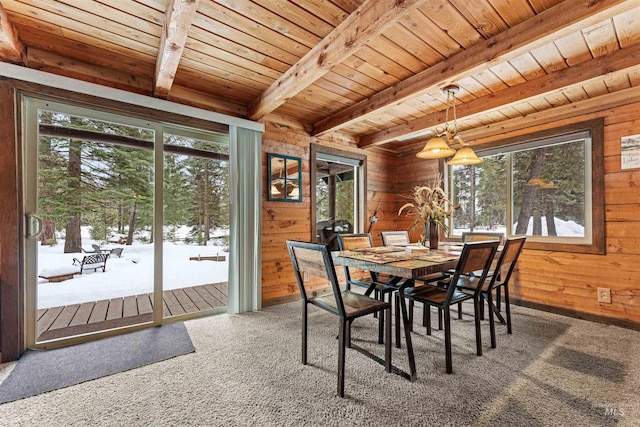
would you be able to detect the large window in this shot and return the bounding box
[448,120,604,254]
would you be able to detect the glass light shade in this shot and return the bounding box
[416,136,456,159]
[447,146,484,165]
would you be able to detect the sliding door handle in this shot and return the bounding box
[25,214,42,238]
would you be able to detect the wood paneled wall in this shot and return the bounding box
[394,155,442,244]
[394,103,640,325]
[260,117,397,306]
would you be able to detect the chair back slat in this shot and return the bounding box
[337,234,376,285]
[446,240,499,302]
[292,247,331,281]
[459,246,497,276]
[381,231,410,246]
[489,236,526,289]
[340,235,372,250]
[462,231,504,245]
[287,240,346,317]
[501,237,525,265]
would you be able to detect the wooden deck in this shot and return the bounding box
[36,282,228,342]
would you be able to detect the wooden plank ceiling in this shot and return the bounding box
[0,0,639,155]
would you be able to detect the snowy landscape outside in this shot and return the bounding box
[452,216,585,239]
[37,226,229,309]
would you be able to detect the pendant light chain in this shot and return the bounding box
[445,88,451,134]
[451,88,458,136]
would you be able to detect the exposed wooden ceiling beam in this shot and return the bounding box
[28,48,153,94]
[360,46,640,148]
[154,0,199,98]
[0,3,26,64]
[247,0,427,121]
[168,85,247,117]
[313,0,638,136]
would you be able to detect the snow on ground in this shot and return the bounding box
[37,228,229,309]
[453,216,585,237]
[521,216,584,236]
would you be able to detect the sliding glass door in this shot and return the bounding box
[162,129,229,318]
[23,97,230,347]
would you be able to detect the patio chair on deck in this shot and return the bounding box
[109,247,124,258]
[92,244,108,253]
[80,245,102,254]
[286,240,391,398]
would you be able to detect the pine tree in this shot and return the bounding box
[476,154,507,230]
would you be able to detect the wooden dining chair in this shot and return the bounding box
[380,231,411,247]
[456,236,526,348]
[452,231,504,320]
[461,231,505,245]
[380,230,449,330]
[336,233,387,292]
[337,233,401,344]
[404,240,499,374]
[286,240,392,398]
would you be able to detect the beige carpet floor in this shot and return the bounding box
[1,301,639,426]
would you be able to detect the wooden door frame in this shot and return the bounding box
[0,79,24,361]
[309,144,367,244]
[0,76,254,360]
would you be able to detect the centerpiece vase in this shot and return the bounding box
[429,220,439,250]
[420,223,429,246]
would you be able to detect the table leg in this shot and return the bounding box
[395,293,401,348]
[397,280,417,382]
[483,290,506,325]
[364,282,376,297]
[371,276,403,347]
[378,295,385,344]
[489,297,507,324]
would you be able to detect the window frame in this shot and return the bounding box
[310,145,367,243]
[447,119,604,254]
[267,153,302,202]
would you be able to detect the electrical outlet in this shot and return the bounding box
[597,287,611,304]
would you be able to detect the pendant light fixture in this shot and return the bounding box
[416,85,483,165]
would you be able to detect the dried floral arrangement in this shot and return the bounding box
[398,175,458,244]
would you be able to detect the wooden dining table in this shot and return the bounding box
[334,244,463,381]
